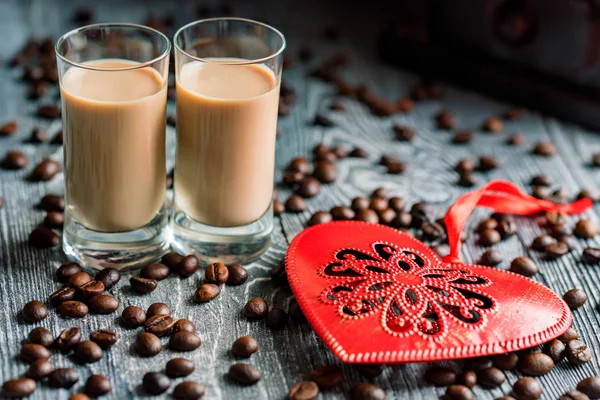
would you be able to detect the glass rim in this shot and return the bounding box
[173,17,286,65]
[55,22,172,72]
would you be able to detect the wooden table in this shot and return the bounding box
[1,0,599,398]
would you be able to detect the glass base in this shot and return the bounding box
[170,204,273,265]
[63,207,169,271]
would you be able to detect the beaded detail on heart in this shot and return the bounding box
[318,242,497,340]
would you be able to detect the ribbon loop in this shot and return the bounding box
[443,180,593,264]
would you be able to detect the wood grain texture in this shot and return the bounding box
[0,0,599,399]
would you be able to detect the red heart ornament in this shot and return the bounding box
[286,221,571,363]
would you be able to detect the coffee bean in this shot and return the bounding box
[162,252,183,270]
[0,120,18,136]
[577,377,600,398]
[2,150,28,170]
[513,377,542,400]
[145,314,175,337]
[56,262,82,282]
[424,366,456,386]
[544,339,566,362]
[28,127,47,144]
[55,327,81,353]
[532,185,550,199]
[37,104,61,119]
[478,367,505,387]
[284,195,307,213]
[349,146,368,158]
[40,194,64,212]
[563,289,588,310]
[551,223,572,238]
[288,381,319,400]
[546,211,568,227]
[48,368,79,388]
[28,226,60,248]
[273,199,285,216]
[464,356,493,370]
[51,130,63,145]
[90,329,117,349]
[330,206,355,221]
[22,300,48,322]
[77,279,105,299]
[532,140,557,156]
[205,262,229,285]
[452,130,474,145]
[173,381,205,400]
[558,327,579,343]
[130,276,157,293]
[31,159,61,181]
[231,336,259,358]
[575,219,598,239]
[296,177,321,198]
[544,241,569,259]
[354,209,378,224]
[283,170,305,187]
[478,228,501,247]
[306,210,331,227]
[74,340,102,363]
[266,308,288,329]
[121,305,146,328]
[559,235,577,251]
[313,160,337,183]
[397,97,415,112]
[351,383,385,400]
[147,302,171,318]
[139,263,167,281]
[244,297,268,319]
[566,339,592,365]
[393,125,415,141]
[559,390,590,400]
[229,363,261,385]
[456,371,477,388]
[510,257,538,277]
[83,374,111,397]
[226,264,248,284]
[477,155,501,171]
[436,110,457,129]
[421,221,446,241]
[166,358,195,377]
[58,300,88,318]
[27,358,54,380]
[143,372,170,395]
[492,353,518,370]
[2,378,36,397]
[531,235,555,250]
[388,211,410,229]
[288,157,311,174]
[311,365,342,389]
[445,385,473,400]
[531,175,552,187]
[174,255,199,278]
[582,247,600,264]
[20,343,50,363]
[483,116,504,133]
[195,283,220,303]
[455,158,475,174]
[136,332,162,357]
[519,352,554,375]
[170,332,201,351]
[479,249,503,266]
[385,197,404,213]
[314,149,336,163]
[457,171,477,187]
[28,327,53,347]
[67,271,92,288]
[95,267,120,289]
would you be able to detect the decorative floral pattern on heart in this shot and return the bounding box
[318,242,498,340]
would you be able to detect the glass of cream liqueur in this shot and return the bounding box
[56,23,171,270]
[171,18,286,264]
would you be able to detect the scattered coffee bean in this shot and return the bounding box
[20,343,50,363]
[232,336,258,358]
[270,264,288,286]
[174,255,199,278]
[143,372,170,395]
[464,357,493,370]
[162,252,183,270]
[88,295,118,315]
[147,302,171,318]
[559,390,590,400]
[377,208,396,225]
[544,241,569,259]
[31,159,61,181]
[22,300,48,323]
[393,125,415,142]
[308,211,332,226]
[483,116,504,133]
[285,195,307,213]
[479,229,501,247]
[397,97,415,112]
[492,353,518,370]
[28,127,47,144]
[519,352,554,375]
[28,226,60,248]
[229,363,261,385]
[95,267,121,289]
[311,365,342,389]
[37,104,61,119]
[445,385,473,400]
[531,175,552,187]
[479,249,503,267]
[170,332,201,351]
[273,199,285,216]
[145,314,175,337]
[130,276,158,293]
[577,376,600,398]
[510,257,538,276]
[354,209,378,224]
[283,171,304,186]
[353,363,385,378]
[314,114,333,127]
[559,235,577,251]
[134,332,161,357]
[121,305,146,328]
[458,171,477,187]
[57,301,88,318]
[56,262,82,282]
[67,271,92,288]
[478,367,505,387]
[313,160,337,183]
[387,197,405,212]
[452,130,474,145]
[225,264,248,286]
[173,319,196,334]
[85,374,111,397]
[266,308,288,329]
[74,340,103,363]
[288,381,319,400]
[558,327,579,343]
[424,366,456,386]
[288,157,310,174]
[244,298,268,319]
[195,283,220,303]
[544,339,566,362]
[351,383,385,400]
[421,221,446,241]
[477,155,501,171]
[551,223,572,238]
[173,381,205,400]
[331,206,355,221]
[582,247,600,264]
[28,327,53,347]
[513,377,542,400]
[563,289,588,310]
[296,177,321,198]
[2,378,36,397]
[48,368,79,388]
[575,219,598,239]
[166,358,195,377]
[456,371,477,388]
[51,130,63,145]
[455,158,475,174]
[205,262,229,285]
[55,327,81,353]
[39,194,64,212]
[90,329,118,349]
[27,358,54,380]
[532,185,550,199]
[0,120,18,136]
[532,235,555,250]
[436,110,457,129]
[43,211,64,228]
[566,340,592,365]
[77,279,105,299]
[2,150,28,170]
[532,140,557,156]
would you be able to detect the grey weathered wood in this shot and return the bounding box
[1,0,600,399]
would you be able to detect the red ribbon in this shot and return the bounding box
[442,180,593,264]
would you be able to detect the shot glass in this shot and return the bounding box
[171,18,286,264]
[56,23,171,270]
